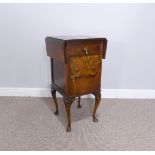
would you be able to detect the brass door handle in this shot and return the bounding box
[71,75,75,83]
[84,48,88,55]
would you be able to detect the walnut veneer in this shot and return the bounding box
[45,36,107,132]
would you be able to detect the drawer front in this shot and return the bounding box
[66,41,102,57]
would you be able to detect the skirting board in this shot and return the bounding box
[0,88,155,99]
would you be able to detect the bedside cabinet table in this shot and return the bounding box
[45,36,107,132]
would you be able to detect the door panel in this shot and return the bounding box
[70,55,100,78]
[69,54,101,96]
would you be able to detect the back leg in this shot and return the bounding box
[51,89,59,115]
[77,96,81,108]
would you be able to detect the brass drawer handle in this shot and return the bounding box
[83,48,88,55]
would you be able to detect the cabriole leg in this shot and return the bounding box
[92,92,101,122]
[63,97,74,132]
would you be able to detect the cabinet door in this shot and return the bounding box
[69,54,102,96]
[70,55,100,78]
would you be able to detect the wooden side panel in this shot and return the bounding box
[51,58,65,93]
[102,38,108,59]
[45,37,65,62]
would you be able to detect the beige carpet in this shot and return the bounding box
[0,97,155,150]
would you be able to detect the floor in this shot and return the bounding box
[0,97,155,150]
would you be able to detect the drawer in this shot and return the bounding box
[66,41,102,57]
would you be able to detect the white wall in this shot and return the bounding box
[0,3,155,91]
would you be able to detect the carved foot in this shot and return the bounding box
[54,110,59,115]
[66,125,71,132]
[93,117,98,122]
[77,105,82,108]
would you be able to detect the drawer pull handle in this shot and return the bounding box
[84,48,88,55]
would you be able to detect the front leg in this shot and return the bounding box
[63,97,75,132]
[92,92,101,122]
